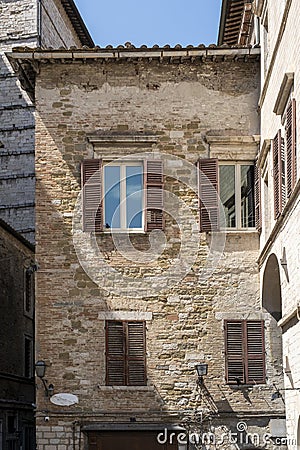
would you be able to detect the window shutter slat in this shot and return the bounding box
[106,321,126,386]
[225,321,245,384]
[254,163,262,232]
[273,131,283,219]
[286,99,297,197]
[198,159,220,232]
[246,321,265,384]
[127,322,146,386]
[145,160,164,231]
[82,159,103,232]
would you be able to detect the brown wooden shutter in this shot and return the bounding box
[127,322,147,386]
[225,321,245,384]
[286,99,297,197]
[81,159,103,232]
[145,160,164,231]
[225,320,265,385]
[198,159,219,232]
[273,131,283,219]
[245,321,265,384]
[254,163,262,232]
[281,136,286,208]
[106,321,126,386]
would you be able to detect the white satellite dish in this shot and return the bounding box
[50,393,79,407]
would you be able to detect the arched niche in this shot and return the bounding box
[262,253,282,321]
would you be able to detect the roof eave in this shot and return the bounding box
[218,0,230,45]
[60,0,94,47]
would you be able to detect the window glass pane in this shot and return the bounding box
[126,166,143,228]
[104,166,120,228]
[219,165,236,227]
[241,165,255,227]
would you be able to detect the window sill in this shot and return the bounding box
[102,229,146,234]
[98,385,151,391]
[221,228,257,233]
[208,229,258,234]
[227,383,266,388]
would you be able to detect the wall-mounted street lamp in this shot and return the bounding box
[35,360,54,397]
[195,363,208,384]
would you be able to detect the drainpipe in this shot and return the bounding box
[200,133,210,158]
[37,0,42,47]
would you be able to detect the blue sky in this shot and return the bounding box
[74,0,222,48]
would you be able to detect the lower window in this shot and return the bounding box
[225,320,265,385]
[106,321,146,386]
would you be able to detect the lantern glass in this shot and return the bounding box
[35,360,46,378]
[195,363,208,377]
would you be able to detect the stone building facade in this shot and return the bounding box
[9,45,287,449]
[0,219,35,449]
[219,0,300,448]
[0,0,93,244]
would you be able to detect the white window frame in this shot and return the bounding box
[219,161,255,231]
[103,161,144,232]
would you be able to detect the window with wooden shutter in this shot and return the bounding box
[145,160,164,231]
[273,131,283,219]
[254,163,262,232]
[81,159,103,232]
[286,99,297,197]
[225,320,265,385]
[106,321,146,386]
[198,159,219,232]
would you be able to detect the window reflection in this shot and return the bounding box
[126,166,142,228]
[219,165,236,228]
[241,165,255,228]
[104,164,143,230]
[104,166,120,228]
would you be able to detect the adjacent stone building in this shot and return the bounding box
[9,44,287,449]
[0,219,35,449]
[0,0,93,244]
[256,0,300,447]
[219,0,300,448]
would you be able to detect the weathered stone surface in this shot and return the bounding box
[33,56,284,448]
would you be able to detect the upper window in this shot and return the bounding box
[198,159,256,232]
[104,163,143,230]
[225,320,266,385]
[81,159,163,233]
[219,163,255,229]
[24,269,34,317]
[105,320,146,386]
[273,98,297,219]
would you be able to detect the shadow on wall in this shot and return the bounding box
[262,253,282,321]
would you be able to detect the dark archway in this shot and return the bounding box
[297,417,300,449]
[262,253,282,321]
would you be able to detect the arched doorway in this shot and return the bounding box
[297,417,300,449]
[262,253,282,321]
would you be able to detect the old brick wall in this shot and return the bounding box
[0,0,86,244]
[0,0,37,242]
[0,221,35,445]
[33,55,285,449]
